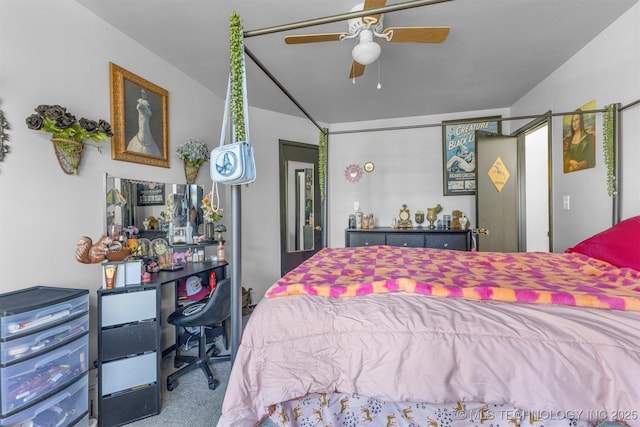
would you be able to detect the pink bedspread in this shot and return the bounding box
[267,246,640,311]
[218,247,640,427]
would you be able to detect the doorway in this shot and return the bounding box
[279,140,324,276]
[475,117,552,252]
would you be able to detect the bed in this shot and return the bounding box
[218,217,640,427]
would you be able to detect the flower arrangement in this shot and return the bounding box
[25,104,113,143]
[124,226,139,239]
[176,138,209,166]
[201,191,223,223]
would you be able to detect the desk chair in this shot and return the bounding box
[166,278,231,391]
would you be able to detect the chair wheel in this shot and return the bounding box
[208,379,220,390]
[167,380,178,391]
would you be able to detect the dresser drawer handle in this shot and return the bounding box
[443,243,449,248]
[403,243,408,247]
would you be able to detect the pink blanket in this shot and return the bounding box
[267,246,640,311]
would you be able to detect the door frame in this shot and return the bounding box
[279,139,323,276]
[511,113,553,252]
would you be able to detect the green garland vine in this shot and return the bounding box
[318,128,328,202]
[602,104,615,196]
[229,11,246,142]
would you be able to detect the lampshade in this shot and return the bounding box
[106,188,127,208]
[352,29,381,66]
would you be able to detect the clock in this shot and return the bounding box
[397,204,413,229]
[151,238,168,255]
[364,161,375,173]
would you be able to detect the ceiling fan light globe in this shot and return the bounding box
[352,41,381,65]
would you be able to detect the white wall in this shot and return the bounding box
[510,3,640,251]
[328,109,508,248]
[0,0,319,361]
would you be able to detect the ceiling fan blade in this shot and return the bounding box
[362,0,387,26]
[349,61,366,79]
[383,27,450,43]
[284,33,347,44]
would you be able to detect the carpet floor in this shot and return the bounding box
[120,323,276,426]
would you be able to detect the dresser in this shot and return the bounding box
[345,227,472,251]
[0,286,90,427]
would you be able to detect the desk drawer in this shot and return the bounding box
[101,289,157,327]
[101,321,157,362]
[101,352,157,396]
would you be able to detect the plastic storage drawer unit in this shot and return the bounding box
[0,372,88,427]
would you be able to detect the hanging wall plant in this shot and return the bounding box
[319,128,328,202]
[602,103,615,196]
[0,108,9,162]
[230,11,246,142]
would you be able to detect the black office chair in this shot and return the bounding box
[167,278,231,391]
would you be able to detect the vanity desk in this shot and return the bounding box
[96,260,227,427]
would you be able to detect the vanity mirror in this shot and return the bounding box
[104,173,211,243]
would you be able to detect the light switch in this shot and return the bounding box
[354,201,360,211]
[563,195,570,210]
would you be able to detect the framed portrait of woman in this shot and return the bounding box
[109,62,170,168]
[563,100,596,173]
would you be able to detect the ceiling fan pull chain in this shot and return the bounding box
[377,59,382,89]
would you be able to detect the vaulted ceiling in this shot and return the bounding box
[76,0,637,124]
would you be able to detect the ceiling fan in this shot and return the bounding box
[284,0,450,79]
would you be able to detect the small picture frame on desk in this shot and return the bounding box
[172,226,187,244]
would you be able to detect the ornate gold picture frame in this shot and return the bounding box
[109,62,170,167]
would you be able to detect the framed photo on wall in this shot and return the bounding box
[110,62,170,168]
[442,116,501,195]
[136,183,166,206]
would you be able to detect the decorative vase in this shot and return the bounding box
[184,162,200,184]
[204,222,216,241]
[426,208,438,230]
[415,212,425,227]
[51,138,84,175]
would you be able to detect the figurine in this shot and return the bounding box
[75,235,110,264]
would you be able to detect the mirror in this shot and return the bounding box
[105,174,211,243]
[286,162,314,252]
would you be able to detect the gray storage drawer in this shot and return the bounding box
[386,233,425,248]
[426,233,469,251]
[348,233,385,247]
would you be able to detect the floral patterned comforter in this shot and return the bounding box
[267,246,640,311]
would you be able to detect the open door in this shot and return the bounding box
[475,131,520,252]
[475,117,551,253]
[279,140,324,276]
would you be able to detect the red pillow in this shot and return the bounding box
[565,216,640,271]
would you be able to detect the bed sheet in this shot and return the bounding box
[218,292,640,426]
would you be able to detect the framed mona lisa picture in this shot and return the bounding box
[563,100,596,173]
[109,62,170,168]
